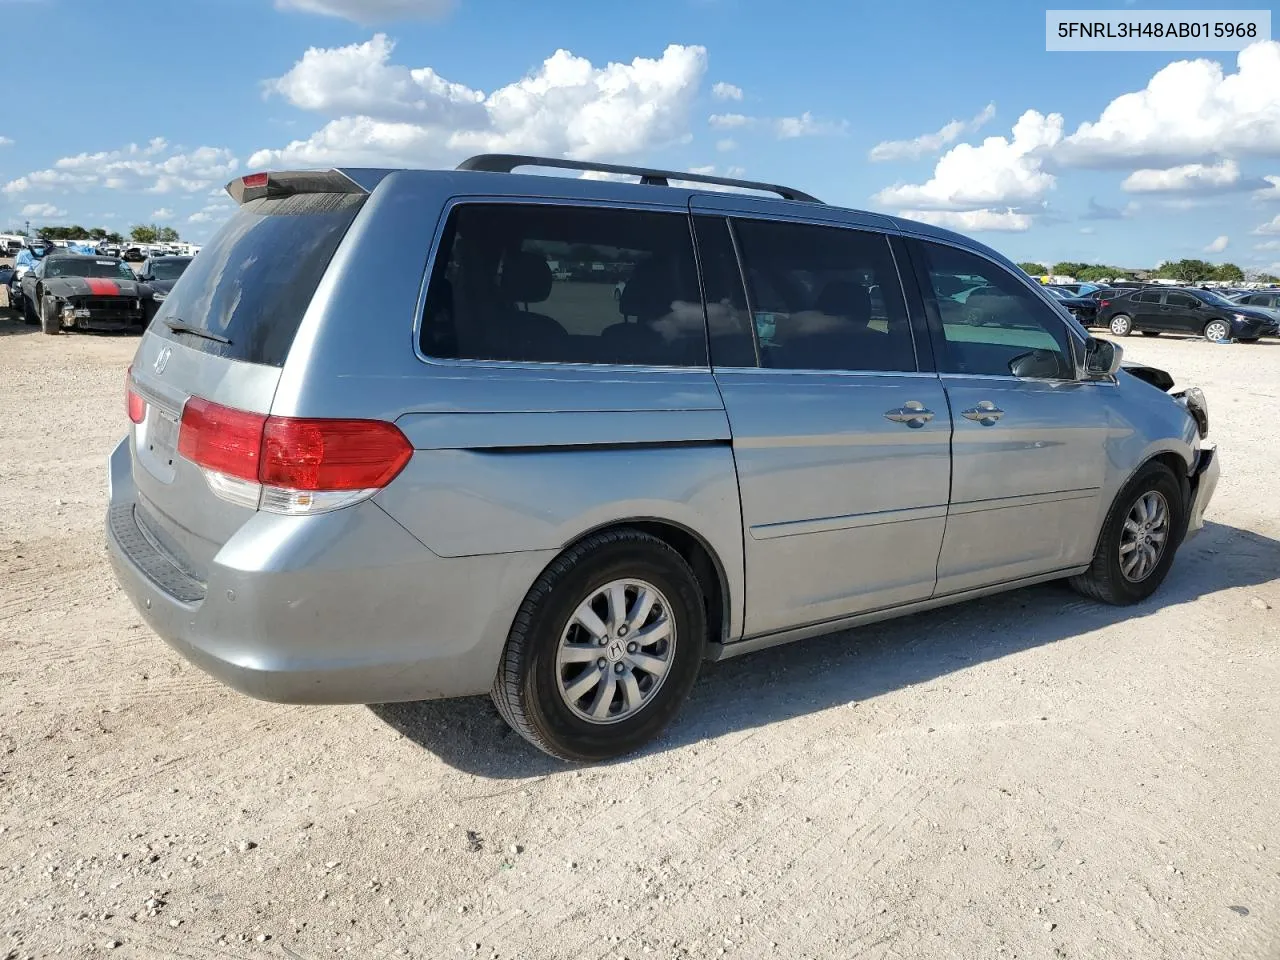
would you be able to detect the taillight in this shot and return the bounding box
[1099,299,1111,308]
[241,172,269,189]
[126,366,145,424]
[176,397,412,515]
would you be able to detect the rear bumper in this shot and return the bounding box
[104,437,552,705]
[1183,443,1219,542]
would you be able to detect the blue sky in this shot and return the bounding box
[5,0,1280,273]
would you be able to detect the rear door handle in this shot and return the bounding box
[883,400,935,427]
[962,401,1004,424]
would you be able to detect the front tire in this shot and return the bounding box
[491,529,706,762]
[1203,319,1230,342]
[39,296,62,335]
[1069,461,1185,605]
[1108,314,1133,336]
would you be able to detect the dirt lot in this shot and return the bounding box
[1,317,1277,960]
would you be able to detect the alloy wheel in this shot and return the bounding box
[1119,490,1170,583]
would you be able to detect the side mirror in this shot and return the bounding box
[1085,336,1123,378]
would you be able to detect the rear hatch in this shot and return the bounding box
[125,173,368,584]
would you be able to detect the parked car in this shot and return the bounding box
[1096,286,1279,341]
[1043,285,1099,325]
[20,253,147,333]
[10,238,56,312]
[1230,290,1280,325]
[121,246,145,263]
[137,256,192,322]
[105,156,1219,761]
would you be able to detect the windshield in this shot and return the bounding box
[1197,290,1237,308]
[45,258,136,280]
[150,259,191,281]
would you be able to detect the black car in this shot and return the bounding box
[1096,286,1279,341]
[121,246,145,263]
[19,253,147,334]
[1043,286,1099,325]
[137,255,192,322]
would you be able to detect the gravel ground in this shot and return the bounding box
[0,316,1277,960]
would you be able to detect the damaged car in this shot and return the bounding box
[20,253,147,335]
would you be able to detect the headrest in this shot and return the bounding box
[500,252,553,304]
[620,258,678,322]
[815,281,871,323]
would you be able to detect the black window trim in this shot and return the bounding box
[411,195,712,372]
[714,212,926,377]
[902,234,1089,384]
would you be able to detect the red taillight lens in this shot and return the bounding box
[178,397,267,482]
[241,172,269,189]
[261,418,413,491]
[1099,300,1111,308]
[126,366,145,424]
[177,396,412,493]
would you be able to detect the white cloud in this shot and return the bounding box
[253,40,707,167]
[711,82,742,101]
[715,138,736,152]
[151,207,174,219]
[187,201,235,224]
[775,112,845,139]
[897,208,1034,232]
[1082,197,1140,220]
[873,110,1062,211]
[869,103,996,162]
[4,139,237,195]
[1121,159,1245,193]
[21,202,66,218]
[708,110,844,139]
[1056,40,1280,167]
[0,136,12,146]
[1255,214,1280,235]
[1205,235,1229,253]
[1256,175,1280,200]
[1079,226,1096,235]
[1255,239,1280,250]
[274,0,454,24]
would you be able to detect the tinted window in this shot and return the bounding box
[692,216,755,367]
[917,242,1072,379]
[150,258,191,281]
[1137,290,1163,303]
[1164,292,1196,308]
[730,219,915,372]
[422,204,706,367]
[151,193,363,368]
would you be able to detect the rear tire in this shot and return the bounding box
[21,292,37,325]
[1069,461,1184,606]
[39,297,61,335]
[1108,314,1133,336]
[491,528,706,762]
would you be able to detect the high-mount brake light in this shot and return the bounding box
[175,397,412,515]
[241,172,269,189]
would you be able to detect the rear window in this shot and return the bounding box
[421,203,707,367]
[150,193,362,367]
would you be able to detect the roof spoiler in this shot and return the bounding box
[225,169,369,205]
[457,154,823,204]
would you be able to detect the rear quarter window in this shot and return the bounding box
[150,193,363,367]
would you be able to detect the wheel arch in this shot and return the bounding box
[1098,448,1194,555]
[556,517,733,651]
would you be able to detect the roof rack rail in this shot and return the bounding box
[456,154,822,204]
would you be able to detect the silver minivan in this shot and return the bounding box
[106,156,1219,760]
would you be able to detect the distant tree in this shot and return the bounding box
[1051,261,1089,277]
[1077,265,1118,282]
[156,226,180,243]
[106,231,124,244]
[130,224,159,244]
[88,227,107,240]
[1017,262,1048,275]
[1214,262,1244,283]
[1158,258,1215,283]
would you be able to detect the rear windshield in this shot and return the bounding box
[150,193,363,367]
[150,258,191,280]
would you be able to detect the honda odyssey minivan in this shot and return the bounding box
[106,156,1218,761]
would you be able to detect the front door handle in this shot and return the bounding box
[962,400,1004,425]
[884,400,935,427]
